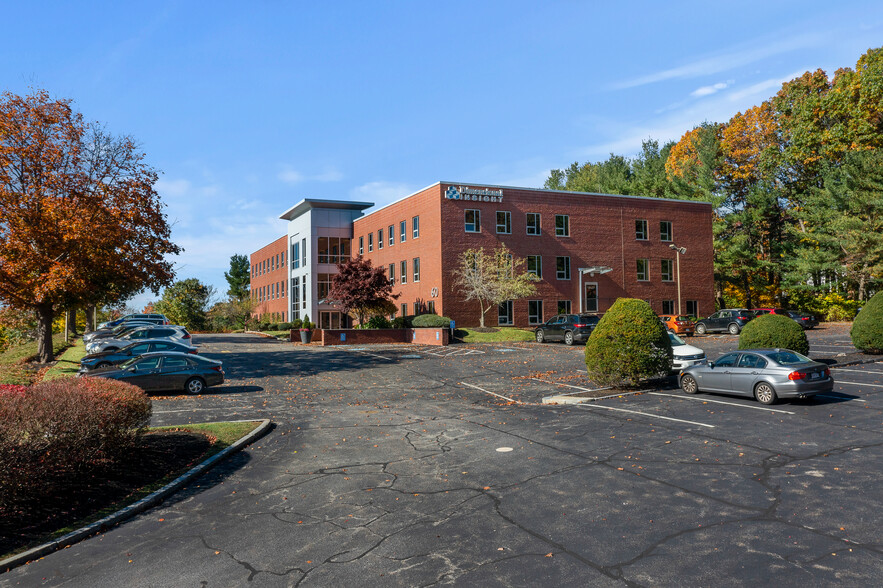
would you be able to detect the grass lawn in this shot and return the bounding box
[42,338,88,380]
[455,327,536,343]
[0,420,263,560]
[0,333,71,385]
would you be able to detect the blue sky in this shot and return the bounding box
[4,1,882,309]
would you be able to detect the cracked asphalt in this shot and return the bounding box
[4,328,883,587]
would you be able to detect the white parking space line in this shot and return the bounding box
[573,403,715,428]
[351,349,394,361]
[529,378,611,394]
[837,380,883,388]
[648,392,795,414]
[832,368,883,375]
[460,382,521,403]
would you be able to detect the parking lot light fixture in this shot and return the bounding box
[669,244,687,315]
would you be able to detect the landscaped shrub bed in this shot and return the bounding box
[851,292,883,353]
[738,313,809,354]
[0,378,151,515]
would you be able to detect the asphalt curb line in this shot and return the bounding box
[543,389,647,405]
[1,418,273,573]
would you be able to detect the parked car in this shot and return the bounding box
[786,310,819,330]
[79,339,198,371]
[678,348,833,404]
[535,314,600,345]
[660,314,695,336]
[85,325,191,353]
[97,313,170,329]
[84,351,223,394]
[750,308,790,317]
[669,332,706,371]
[84,321,158,343]
[694,309,755,335]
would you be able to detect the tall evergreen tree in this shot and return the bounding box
[224,254,251,301]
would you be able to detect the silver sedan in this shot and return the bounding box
[678,348,833,404]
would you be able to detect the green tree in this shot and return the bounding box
[453,246,539,328]
[153,279,215,331]
[224,254,251,301]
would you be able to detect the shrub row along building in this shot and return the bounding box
[249,182,714,329]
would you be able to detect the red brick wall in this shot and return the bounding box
[250,235,288,320]
[318,327,449,346]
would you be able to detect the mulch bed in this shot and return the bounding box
[0,430,211,557]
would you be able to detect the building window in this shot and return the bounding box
[556,256,571,280]
[557,300,572,314]
[281,280,285,297]
[388,263,395,285]
[388,225,394,246]
[368,233,373,252]
[302,238,306,267]
[413,216,420,238]
[414,302,421,314]
[282,251,285,265]
[528,300,543,325]
[401,303,407,316]
[302,279,307,309]
[526,213,541,235]
[465,209,480,233]
[660,221,673,242]
[358,236,363,256]
[400,260,407,284]
[498,300,514,326]
[555,215,570,237]
[637,258,649,281]
[378,229,384,249]
[527,255,542,278]
[318,237,350,264]
[428,301,435,314]
[661,259,674,282]
[636,219,648,240]
[686,300,698,318]
[413,257,420,282]
[400,220,406,243]
[291,277,300,318]
[317,273,332,300]
[662,300,675,315]
[496,211,511,234]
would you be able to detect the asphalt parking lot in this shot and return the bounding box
[5,327,883,587]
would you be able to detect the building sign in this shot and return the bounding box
[444,185,503,202]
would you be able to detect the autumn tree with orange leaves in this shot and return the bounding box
[0,90,180,362]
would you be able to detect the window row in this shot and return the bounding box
[496,299,699,326]
[290,238,307,270]
[387,258,421,285]
[462,211,674,242]
[359,216,420,255]
[252,280,286,302]
[522,255,676,282]
[253,250,287,277]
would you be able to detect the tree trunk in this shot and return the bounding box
[68,306,79,335]
[35,302,55,363]
[478,299,486,328]
[84,305,96,333]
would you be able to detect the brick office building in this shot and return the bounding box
[250,235,288,320]
[250,182,715,328]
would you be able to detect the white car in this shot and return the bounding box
[85,325,191,353]
[669,332,706,371]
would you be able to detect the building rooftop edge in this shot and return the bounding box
[279,198,374,221]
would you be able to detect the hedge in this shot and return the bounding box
[411,314,452,328]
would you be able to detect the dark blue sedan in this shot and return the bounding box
[79,339,198,371]
[84,352,224,394]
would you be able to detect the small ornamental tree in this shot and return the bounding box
[584,298,672,387]
[738,313,809,354]
[453,246,539,328]
[327,257,400,326]
[153,278,215,331]
[851,291,883,353]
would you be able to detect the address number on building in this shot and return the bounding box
[430,288,439,297]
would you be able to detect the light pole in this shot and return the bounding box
[669,244,686,315]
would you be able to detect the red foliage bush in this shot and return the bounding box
[0,377,151,510]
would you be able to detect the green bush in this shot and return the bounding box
[584,298,672,387]
[301,314,314,330]
[290,319,303,329]
[851,292,883,353]
[366,315,393,329]
[738,313,809,354]
[825,306,852,322]
[411,314,452,328]
[392,315,415,328]
[0,378,151,509]
[277,322,292,330]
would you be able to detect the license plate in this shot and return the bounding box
[810,372,820,380]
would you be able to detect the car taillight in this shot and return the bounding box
[574,323,586,328]
[188,349,198,354]
[737,316,749,320]
[788,371,807,381]
[211,365,223,372]
[182,333,191,339]
[824,367,830,377]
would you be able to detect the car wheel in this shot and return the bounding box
[728,323,740,335]
[96,361,112,368]
[754,382,778,405]
[681,374,699,394]
[564,331,575,345]
[185,377,206,395]
[695,323,707,335]
[536,330,545,343]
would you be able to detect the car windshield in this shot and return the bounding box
[118,357,141,369]
[668,333,686,346]
[675,316,691,321]
[766,350,812,365]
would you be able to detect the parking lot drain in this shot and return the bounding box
[496,447,514,452]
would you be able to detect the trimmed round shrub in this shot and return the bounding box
[851,292,883,353]
[392,315,414,329]
[738,313,809,354]
[0,378,151,509]
[584,298,672,387]
[366,315,393,329]
[411,314,452,328]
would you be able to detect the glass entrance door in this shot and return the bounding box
[584,283,598,312]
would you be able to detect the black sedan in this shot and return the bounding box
[79,339,198,371]
[787,310,819,329]
[84,352,224,394]
[535,314,599,345]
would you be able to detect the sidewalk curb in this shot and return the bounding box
[543,389,647,405]
[1,419,273,573]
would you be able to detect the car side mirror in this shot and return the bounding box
[707,361,715,369]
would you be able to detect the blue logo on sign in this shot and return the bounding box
[445,186,461,199]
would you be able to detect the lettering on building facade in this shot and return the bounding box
[444,185,504,202]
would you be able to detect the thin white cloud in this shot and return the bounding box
[277,165,343,184]
[350,181,417,209]
[155,178,191,197]
[725,70,806,103]
[612,31,825,90]
[691,81,732,97]
[278,167,304,184]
